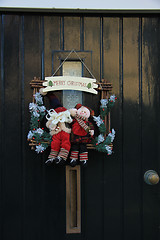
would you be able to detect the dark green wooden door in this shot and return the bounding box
[0,10,160,240]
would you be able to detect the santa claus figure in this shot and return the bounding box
[45,94,73,166]
[69,104,94,167]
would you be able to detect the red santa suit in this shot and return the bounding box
[46,107,72,164]
[70,112,94,165]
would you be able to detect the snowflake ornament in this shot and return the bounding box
[29,102,38,112]
[34,92,43,105]
[93,115,104,127]
[27,130,34,140]
[105,145,112,155]
[33,111,40,118]
[35,144,45,153]
[97,134,105,144]
[35,128,44,136]
[38,105,46,113]
[109,95,116,102]
[108,129,116,142]
[100,99,108,106]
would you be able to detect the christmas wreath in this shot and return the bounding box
[27,92,52,153]
[27,92,116,156]
[92,95,116,155]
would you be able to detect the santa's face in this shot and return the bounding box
[77,106,90,119]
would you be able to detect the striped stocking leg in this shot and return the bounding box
[45,150,58,165]
[70,151,79,161]
[48,150,58,159]
[58,148,69,161]
[79,152,88,162]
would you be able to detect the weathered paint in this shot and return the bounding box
[0,11,160,240]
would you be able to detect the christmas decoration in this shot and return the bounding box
[69,104,94,167]
[27,92,52,153]
[92,95,116,155]
[45,94,73,166]
[100,94,116,119]
[28,77,116,163]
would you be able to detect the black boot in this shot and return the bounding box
[69,159,77,167]
[80,160,87,167]
[45,158,55,166]
[55,156,66,166]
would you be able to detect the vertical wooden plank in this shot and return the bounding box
[64,17,80,51]
[84,17,100,80]
[123,17,142,240]
[0,13,4,240]
[44,16,61,76]
[23,15,44,240]
[142,17,160,240]
[43,15,66,240]
[2,14,23,240]
[103,17,123,239]
[83,17,100,113]
[83,16,103,240]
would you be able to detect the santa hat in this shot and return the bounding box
[55,106,67,113]
[47,93,63,109]
[47,93,68,115]
[75,103,94,117]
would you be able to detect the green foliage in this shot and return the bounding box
[100,106,107,120]
[28,93,52,153]
[99,123,107,134]
[92,96,116,155]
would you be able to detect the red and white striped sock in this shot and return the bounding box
[48,150,58,159]
[59,148,69,160]
[79,152,88,162]
[70,151,79,160]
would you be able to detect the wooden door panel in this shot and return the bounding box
[142,17,160,239]
[0,12,160,240]
[64,17,81,51]
[123,17,142,240]
[44,16,61,76]
[0,14,23,240]
[103,17,122,239]
[23,15,45,240]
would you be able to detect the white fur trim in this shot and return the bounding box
[49,122,71,136]
[46,109,72,124]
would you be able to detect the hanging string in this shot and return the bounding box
[52,49,75,76]
[52,49,102,87]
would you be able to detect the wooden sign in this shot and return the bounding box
[41,76,98,94]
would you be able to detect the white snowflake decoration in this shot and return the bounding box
[108,129,116,142]
[93,115,104,127]
[27,130,34,140]
[35,144,45,153]
[29,102,37,112]
[34,92,43,105]
[100,99,108,106]
[105,145,112,155]
[33,111,40,118]
[35,128,44,136]
[97,134,105,144]
[109,95,116,102]
[38,105,46,113]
